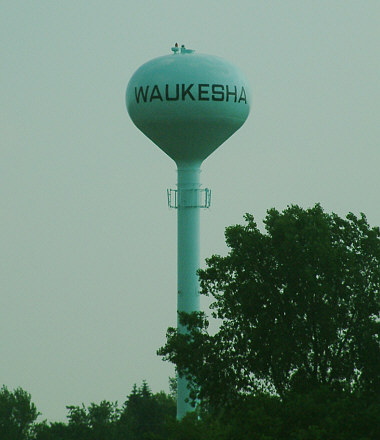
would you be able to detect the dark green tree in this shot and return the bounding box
[87,400,119,440]
[159,204,380,409]
[0,385,39,440]
[65,400,119,440]
[117,381,176,440]
[177,389,380,440]
[33,421,70,440]
[66,404,90,440]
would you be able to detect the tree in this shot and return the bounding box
[87,400,119,440]
[173,389,380,440]
[0,385,39,440]
[159,204,380,409]
[33,421,70,440]
[66,404,90,439]
[117,381,176,440]
[65,400,119,440]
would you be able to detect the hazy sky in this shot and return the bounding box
[2,0,380,422]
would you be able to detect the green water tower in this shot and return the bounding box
[126,44,250,419]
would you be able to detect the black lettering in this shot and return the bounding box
[150,85,163,101]
[181,84,195,100]
[135,86,149,103]
[211,84,224,101]
[165,84,179,101]
[198,84,210,101]
[238,87,247,104]
[226,85,237,103]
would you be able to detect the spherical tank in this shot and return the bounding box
[126,49,250,165]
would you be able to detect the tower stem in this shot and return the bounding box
[176,163,201,419]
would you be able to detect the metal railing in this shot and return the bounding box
[167,188,211,208]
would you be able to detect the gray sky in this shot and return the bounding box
[1,0,380,422]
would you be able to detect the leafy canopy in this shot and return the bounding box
[0,385,39,440]
[159,204,380,409]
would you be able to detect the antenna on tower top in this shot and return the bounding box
[171,43,179,54]
[180,44,195,54]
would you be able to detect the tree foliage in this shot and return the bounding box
[3,205,380,439]
[159,204,380,409]
[178,389,380,440]
[0,385,39,440]
[32,381,176,440]
[117,381,175,440]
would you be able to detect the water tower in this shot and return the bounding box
[126,44,250,419]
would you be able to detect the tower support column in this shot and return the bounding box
[176,164,201,419]
[167,163,210,419]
